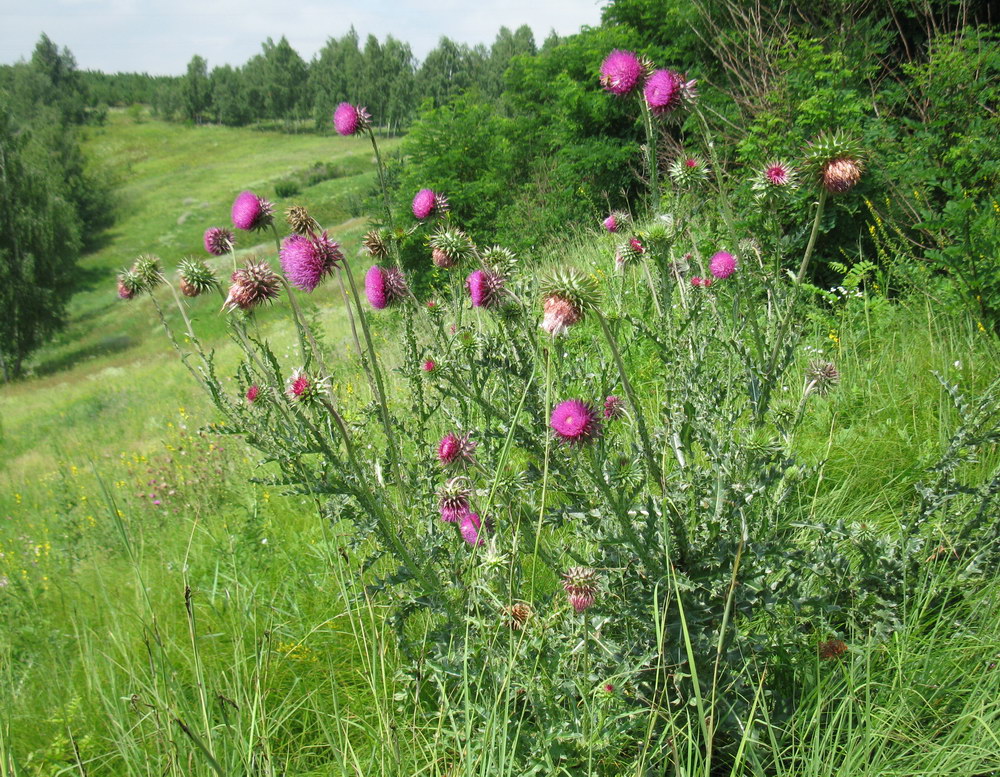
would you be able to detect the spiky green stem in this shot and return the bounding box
[367,127,394,232]
[640,99,660,214]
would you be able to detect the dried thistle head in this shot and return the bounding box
[285,205,320,236]
[132,255,163,292]
[818,639,847,660]
[503,602,533,630]
[223,259,281,312]
[362,228,391,259]
[806,360,841,395]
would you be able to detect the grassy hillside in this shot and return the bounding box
[1,112,999,776]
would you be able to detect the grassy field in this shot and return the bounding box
[2,112,999,776]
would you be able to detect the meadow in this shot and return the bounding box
[2,97,1000,777]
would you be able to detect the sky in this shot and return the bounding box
[0,0,606,76]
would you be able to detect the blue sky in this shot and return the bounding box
[0,0,606,75]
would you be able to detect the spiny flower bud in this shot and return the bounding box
[480,245,517,274]
[804,131,864,195]
[117,268,142,300]
[806,360,840,395]
[223,259,281,312]
[285,205,320,236]
[614,237,645,271]
[177,258,218,297]
[429,228,475,268]
[668,155,710,187]
[438,476,472,523]
[132,255,164,292]
[562,566,599,613]
[539,268,603,336]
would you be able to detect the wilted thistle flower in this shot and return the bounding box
[604,395,624,419]
[231,190,275,232]
[362,228,391,259]
[599,49,644,96]
[223,259,281,312]
[438,432,477,468]
[438,476,472,523]
[614,236,645,271]
[333,102,371,136]
[203,226,235,256]
[504,602,533,630]
[806,360,841,395]
[644,68,684,116]
[551,399,601,444]
[280,232,343,292]
[562,566,599,613]
[246,385,260,404]
[117,268,142,300]
[460,512,486,546]
[177,258,217,297]
[709,251,737,279]
[818,639,848,660]
[669,155,710,187]
[429,228,475,268]
[412,188,439,220]
[364,265,408,309]
[539,268,603,336]
[285,368,328,403]
[805,131,864,194]
[467,268,506,308]
[285,205,320,235]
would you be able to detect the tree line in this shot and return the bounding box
[80,26,541,130]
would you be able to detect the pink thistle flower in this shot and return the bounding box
[284,368,328,403]
[629,237,645,254]
[691,276,713,288]
[604,395,624,419]
[600,49,644,96]
[460,512,485,546]
[333,102,370,136]
[550,399,601,444]
[204,227,235,256]
[231,190,274,232]
[117,280,136,300]
[602,211,628,233]
[422,359,436,373]
[246,385,260,403]
[685,158,698,168]
[766,162,791,186]
[412,188,438,220]
[562,566,599,612]
[603,683,615,693]
[280,232,343,292]
[709,251,737,279]
[467,268,505,308]
[644,68,683,115]
[437,432,477,468]
[364,265,408,309]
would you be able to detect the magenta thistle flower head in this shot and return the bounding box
[600,49,644,96]
[437,432,477,468]
[709,251,737,279]
[364,265,408,309]
[231,190,274,232]
[438,476,472,523]
[422,359,436,373]
[412,188,438,220]
[204,226,235,256]
[284,368,328,403]
[467,268,505,308]
[246,385,260,403]
[550,399,601,444]
[766,162,791,186]
[280,232,344,292]
[333,102,371,136]
[604,395,624,419]
[603,213,619,232]
[644,68,683,115]
[460,512,485,546]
